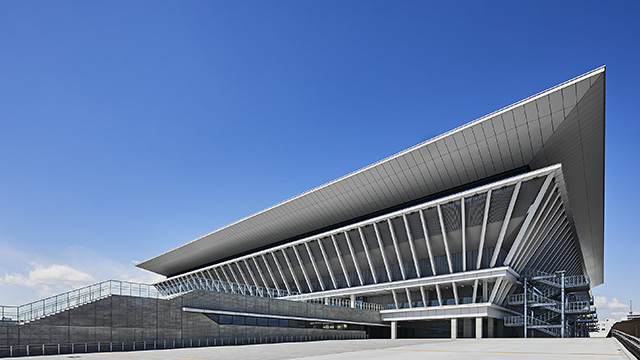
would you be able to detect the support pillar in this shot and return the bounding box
[391,321,397,339]
[561,272,565,338]
[451,318,457,339]
[482,280,488,302]
[350,294,356,308]
[476,317,483,339]
[324,297,329,305]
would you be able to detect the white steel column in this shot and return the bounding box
[510,198,558,270]
[472,279,479,303]
[513,191,562,270]
[435,284,443,306]
[250,258,268,290]
[490,182,521,267]
[270,252,291,293]
[504,174,553,266]
[513,193,558,268]
[482,279,488,302]
[206,269,219,292]
[226,265,245,294]
[212,268,226,292]
[218,267,234,293]
[195,272,204,290]
[388,219,406,280]
[437,204,454,273]
[488,278,503,303]
[317,239,338,289]
[495,282,513,306]
[476,190,492,269]
[243,259,259,288]
[419,286,427,308]
[403,214,421,278]
[331,235,351,287]
[451,319,457,339]
[344,231,364,285]
[304,242,325,291]
[461,198,467,271]
[516,200,565,270]
[391,321,397,340]
[280,249,301,293]
[358,228,378,284]
[391,289,400,309]
[452,282,459,305]
[260,255,280,292]
[419,209,437,275]
[373,223,393,282]
[476,317,483,339]
[234,263,250,287]
[405,288,413,308]
[292,245,313,292]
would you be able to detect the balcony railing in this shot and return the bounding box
[304,298,382,311]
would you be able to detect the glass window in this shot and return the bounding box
[268,318,279,327]
[245,317,257,326]
[219,315,232,324]
[232,316,245,325]
[279,319,288,327]
[258,317,268,326]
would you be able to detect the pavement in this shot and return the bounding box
[23,338,634,360]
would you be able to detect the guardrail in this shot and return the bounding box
[1,277,383,325]
[0,280,161,324]
[522,269,589,289]
[157,277,300,299]
[0,333,367,357]
[304,298,383,311]
[611,329,640,359]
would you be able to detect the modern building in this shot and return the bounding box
[137,66,605,339]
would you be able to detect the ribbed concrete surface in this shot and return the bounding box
[24,338,633,360]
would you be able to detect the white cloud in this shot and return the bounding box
[595,296,628,310]
[0,242,165,304]
[2,264,95,297]
[607,312,629,322]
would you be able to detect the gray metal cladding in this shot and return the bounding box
[140,67,604,287]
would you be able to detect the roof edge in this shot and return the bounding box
[137,66,606,271]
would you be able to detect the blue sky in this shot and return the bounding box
[0,1,638,322]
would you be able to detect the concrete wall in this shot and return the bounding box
[0,290,381,347]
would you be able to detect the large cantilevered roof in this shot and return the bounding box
[138,67,605,285]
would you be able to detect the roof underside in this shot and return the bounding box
[138,67,605,285]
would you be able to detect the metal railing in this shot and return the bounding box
[522,269,589,289]
[304,298,382,311]
[0,333,368,358]
[507,294,594,315]
[611,329,640,359]
[0,280,161,324]
[565,301,593,314]
[157,277,300,299]
[504,315,561,337]
[160,277,383,311]
[1,277,383,325]
[507,293,556,306]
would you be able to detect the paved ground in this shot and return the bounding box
[24,338,633,360]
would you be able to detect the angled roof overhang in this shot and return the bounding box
[138,67,605,285]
